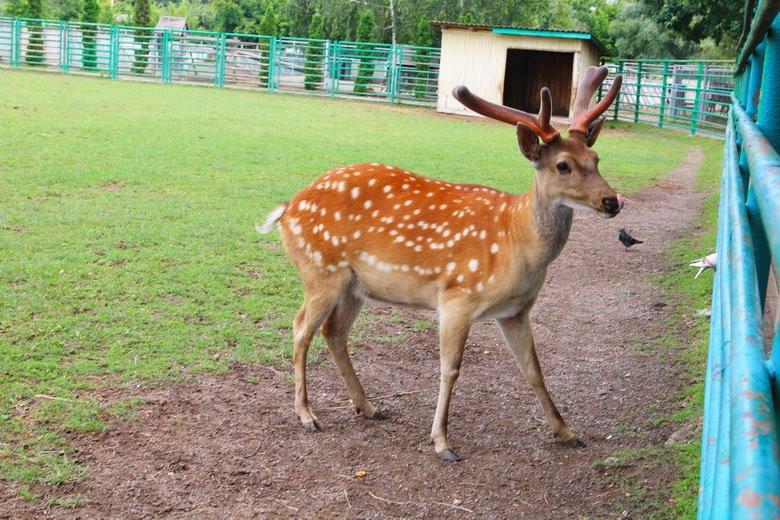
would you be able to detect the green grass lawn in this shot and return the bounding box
[0,70,719,491]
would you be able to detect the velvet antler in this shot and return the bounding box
[452,85,560,144]
[569,66,623,138]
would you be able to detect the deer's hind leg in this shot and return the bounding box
[293,272,350,432]
[497,310,584,447]
[321,288,385,420]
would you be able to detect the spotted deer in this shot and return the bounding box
[258,66,623,461]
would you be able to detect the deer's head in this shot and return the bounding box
[453,66,624,218]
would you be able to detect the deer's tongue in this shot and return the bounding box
[616,193,626,211]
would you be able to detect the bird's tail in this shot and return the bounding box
[635,239,644,244]
[256,202,288,234]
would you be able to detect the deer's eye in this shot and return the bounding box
[556,161,571,174]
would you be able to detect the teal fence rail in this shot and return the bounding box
[0,16,440,106]
[600,59,734,137]
[697,1,780,518]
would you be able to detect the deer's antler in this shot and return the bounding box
[569,66,623,136]
[452,86,560,144]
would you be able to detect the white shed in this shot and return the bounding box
[432,22,606,119]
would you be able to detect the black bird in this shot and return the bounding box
[619,229,643,252]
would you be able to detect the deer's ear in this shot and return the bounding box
[517,125,541,162]
[585,116,606,147]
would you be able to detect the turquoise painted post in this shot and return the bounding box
[613,61,624,120]
[109,25,119,78]
[11,18,21,67]
[214,33,225,87]
[659,60,669,127]
[633,61,642,122]
[388,44,397,104]
[690,62,704,135]
[268,36,277,92]
[58,21,66,72]
[161,30,171,84]
[328,40,338,96]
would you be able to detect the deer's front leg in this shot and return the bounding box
[431,306,472,462]
[497,311,585,447]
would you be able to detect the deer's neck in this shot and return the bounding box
[517,182,573,266]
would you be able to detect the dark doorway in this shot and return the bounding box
[503,49,573,117]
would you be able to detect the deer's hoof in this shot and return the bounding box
[562,436,586,448]
[303,419,324,432]
[437,449,461,462]
[369,409,389,420]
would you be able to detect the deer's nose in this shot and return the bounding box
[602,197,620,214]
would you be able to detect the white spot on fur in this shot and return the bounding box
[469,259,479,272]
[364,200,372,209]
[491,243,499,254]
[351,187,360,199]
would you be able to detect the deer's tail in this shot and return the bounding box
[256,202,288,234]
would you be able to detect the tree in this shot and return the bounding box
[2,0,26,17]
[353,9,375,94]
[50,0,83,20]
[572,0,619,55]
[412,17,435,99]
[645,0,742,47]
[303,11,325,90]
[24,0,45,65]
[609,2,694,58]
[257,0,279,88]
[213,0,243,34]
[81,0,100,69]
[131,0,151,74]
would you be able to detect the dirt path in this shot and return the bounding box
[2,149,707,519]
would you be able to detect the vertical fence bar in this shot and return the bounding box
[633,61,642,122]
[268,35,277,92]
[214,32,225,87]
[659,60,669,127]
[11,18,21,67]
[58,21,66,72]
[613,61,623,121]
[109,25,119,78]
[691,62,704,135]
[161,30,171,84]
[328,40,338,96]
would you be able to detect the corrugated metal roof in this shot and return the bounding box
[430,21,607,54]
[156,16,187,31]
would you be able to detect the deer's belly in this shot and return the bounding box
[352,268,439,309]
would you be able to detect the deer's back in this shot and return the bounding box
[280,163,533,310]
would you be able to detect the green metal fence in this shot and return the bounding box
[600,59,734,137]
[0,17,440,106]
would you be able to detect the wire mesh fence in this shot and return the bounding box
[600,59,734,137]
[0,16,440,106]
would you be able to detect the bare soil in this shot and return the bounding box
[1,149,707,519]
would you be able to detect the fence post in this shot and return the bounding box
[613,61,624,121]
[214,32,225,87]
[58,21,66,72]
[690,62,704,135]
[109,25,119,78]
[161,30,171,84]
[634,61,642,122]
[328,40,338,96]
[11,18,21,67]
[388,44,398,104]
[659,60,669,128]
[268,36,277,92]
